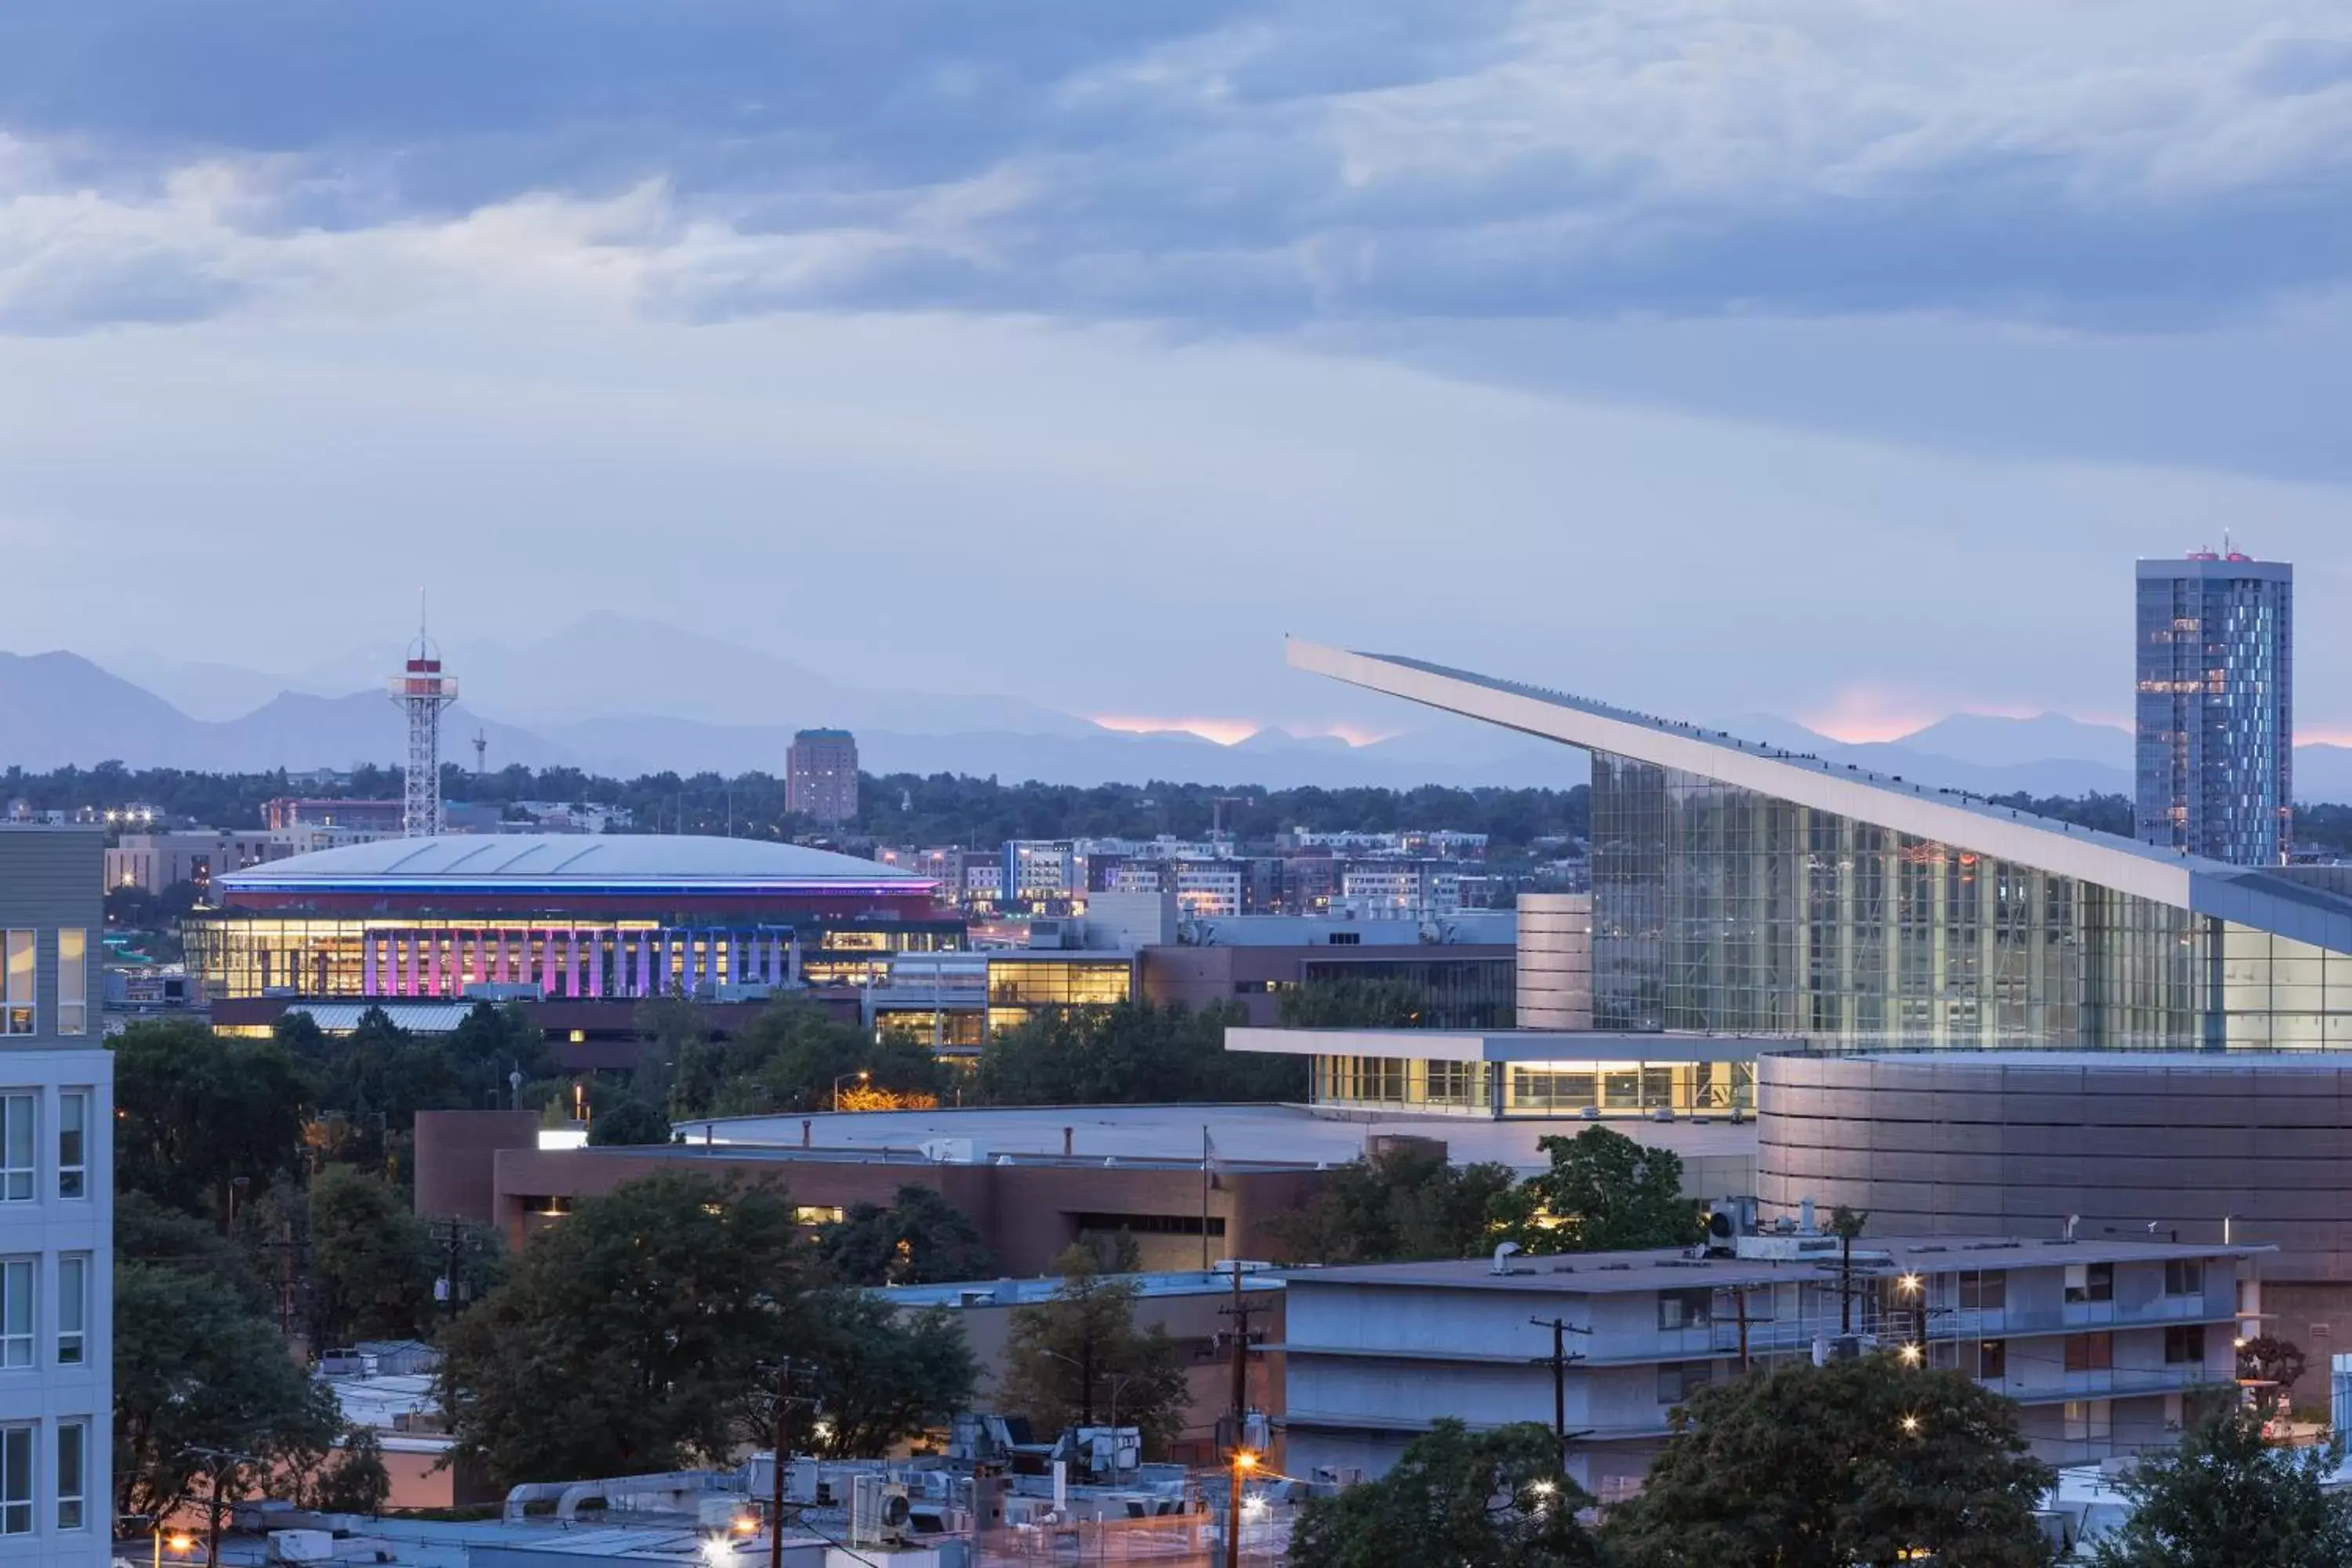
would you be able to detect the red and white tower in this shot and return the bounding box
[388,605,459,837]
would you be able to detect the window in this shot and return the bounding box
[0,1426,26,1535]
[0,1261,31,1370]
[2165,1324,2206,1366]
[2065,1331,2114,1373]
[1657,1361,1714,1404]
[56,1093,84,1201]
[2165,1259,2205,1298]
[55,1258,83,1367]
[1657,1289,1713,1331]
[2064,1262,2114,1304]
[2063,1399,2114,1443]
[1977,1340,2007,1380]
[0,934,29,1035]
[1959,1271,2007,1311]
[0,1100,29,1203]
[54,1421,82,1532]
[53,931,84,1036]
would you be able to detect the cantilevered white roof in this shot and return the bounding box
[1288,640,2352,953]
[220,833,927,892]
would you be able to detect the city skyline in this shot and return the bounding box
[0,6,2350,741]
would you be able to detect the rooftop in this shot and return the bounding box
[1277,1234,2274,1295]
[1229,1026,1780,1064]
[883,1262,1287,1309]
[216,833,927,893]
[671,1102,1758,1177]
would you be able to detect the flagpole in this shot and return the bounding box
[1201,1124,1211,1271]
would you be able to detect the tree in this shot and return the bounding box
[307,1166,439,1345]
[588,1096,673,1148]
[114,1261,343,1520]
[1277,978,1429,1029]
[1290,1419,1601,1568]
[676,1000,949,1119]
[1269,1144,1518,1264]
[441,1171,811,1485]
[999,1247,1191,1454]
[1491,1127,1697,1254]
[975,1000,1305,1105]
[815,1186,994,1286]
[116,1189,274,1312]
[114,1018,310,1216]
[797,1294,978,1457]
[1606,1357,2053,1568]
[2240,1335,2310,1406]
[2086,1407,2352,1568]
[268,1407,395,1517]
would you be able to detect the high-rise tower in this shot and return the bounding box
[388,612,459,838]
[2135,546,2293,865]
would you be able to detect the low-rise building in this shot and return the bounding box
[1276,1231,2266,1500]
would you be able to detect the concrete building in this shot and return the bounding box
[1141,938,1514,1029]
[1334,861,1461,922]
[1514,892,1592,1029]
[785,729,859,825]
[2136,549,2294,866]
[1277,1232,2262,1498]
[416,1103,1751,1276]
[104,830,294,898]
[1755,1049,2352,1406]
[0,828,111,1568]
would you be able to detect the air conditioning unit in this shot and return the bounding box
[850,1476,912,1548]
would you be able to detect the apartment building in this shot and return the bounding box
[0,829,111,1568]
[1277,1231,2259,1501]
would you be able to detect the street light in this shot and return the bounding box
[1900,1414,1922,1436]
[150,1523,196,1568]
[831,1070,869,1112]
[1226,1450,1258,1568]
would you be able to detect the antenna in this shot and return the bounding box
[387,597,459,837]
[472,729,488,778]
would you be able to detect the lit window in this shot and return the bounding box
[56,1094,84,1201]
[53,931,85,1036]
[0,1426,27,1534]
[55,1258,84,1367]
[0,935,29,1036]
[54,1421,82,1532]
[0,1099,31,1203]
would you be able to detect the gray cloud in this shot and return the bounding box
[2,2,2350,340]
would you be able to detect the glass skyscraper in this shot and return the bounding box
[2135,551,2293,866]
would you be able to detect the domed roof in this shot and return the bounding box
[219,833,925,891]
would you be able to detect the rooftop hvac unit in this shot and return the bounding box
[849,1475,911,1548]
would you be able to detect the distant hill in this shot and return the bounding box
[16,638,2352,800]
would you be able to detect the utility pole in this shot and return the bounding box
[187,1447,252,1568]
[430,1219,472,1323]
[1730,1287,1752,1373]
[1527,1316,1592,1476]
[767,1360,794,1568]
[1219,1261,1270,1568]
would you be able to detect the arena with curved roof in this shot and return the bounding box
[187,833,945,1008]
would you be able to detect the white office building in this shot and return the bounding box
[0,829,110,1568]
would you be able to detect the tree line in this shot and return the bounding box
[17,759,1594,851]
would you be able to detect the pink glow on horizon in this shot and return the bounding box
[1091,715,1400,748]
[1794,684,2117,746]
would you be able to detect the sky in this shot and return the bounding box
[2,2,2351,744]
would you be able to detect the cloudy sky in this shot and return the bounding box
[4,2,2351,742]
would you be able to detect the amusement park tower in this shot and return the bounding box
[388,605,459,837]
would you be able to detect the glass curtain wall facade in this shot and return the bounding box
[2134,557,2293,866]
[1591,755,2230,1049]
[190,918,800,1000]
[1304,1056,1753,1117]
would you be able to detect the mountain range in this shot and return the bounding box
[8,617,2350,801]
